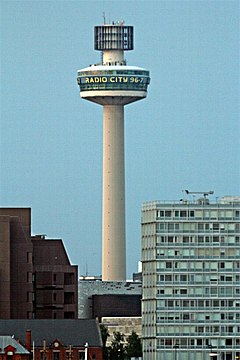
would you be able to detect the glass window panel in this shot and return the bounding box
[195,210,203,218]
[210,262,218,270]
[225,210,233,218]
[211,211,218,219]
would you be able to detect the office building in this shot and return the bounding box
[141,195,240,360]
[77,21,150,281]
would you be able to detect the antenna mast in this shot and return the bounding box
[184,190,214,199]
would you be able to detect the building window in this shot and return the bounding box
[41,353,47,360]
[180,275,187,282]
[180,210,187,217]
[226,339,232,346]
[64,292,74,304]
[53,352,59,360]
[64,273,74,285]
[168,223,174,231]
[213,223,219,231]
[64,312,75,319]
[197,339,202,346]
[79,352,85,360]
[165,339,172,347]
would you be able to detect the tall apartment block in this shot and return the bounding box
[141,195,240,360]
[77,21,150,281]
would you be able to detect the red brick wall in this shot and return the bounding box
[33,347,102,360]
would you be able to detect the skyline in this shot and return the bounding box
[1,1,239,278]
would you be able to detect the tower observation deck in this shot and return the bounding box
[77,22,150,281]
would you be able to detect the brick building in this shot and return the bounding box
[0,208,78,319]
[0,320,103,360]
[0,336,30,360]
[0,208,33,318]
[32,235,78,319]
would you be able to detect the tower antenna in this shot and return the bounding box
[184,190,214,199]
[102,12,106,25]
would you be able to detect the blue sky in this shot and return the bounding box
[1,0,239,278]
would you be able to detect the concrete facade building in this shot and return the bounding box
[0,208,78,319]
[78,278,141,319]
[78,278,142,347]
[77,22,150,281]
[102,316,142,347]
[141,196,240,360]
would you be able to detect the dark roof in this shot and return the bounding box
[0,320,102,348]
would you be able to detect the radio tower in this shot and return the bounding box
[77,21,150,281]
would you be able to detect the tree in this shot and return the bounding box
[125,331,142,359]
[100,324,110,360]
[109,331,126,360]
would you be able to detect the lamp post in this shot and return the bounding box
[84,343,88,360]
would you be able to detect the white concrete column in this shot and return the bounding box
[102,105,126,281]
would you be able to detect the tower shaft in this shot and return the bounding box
[102,105,126,281]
